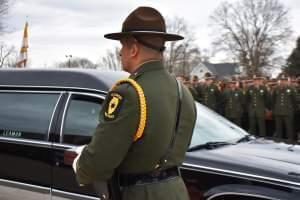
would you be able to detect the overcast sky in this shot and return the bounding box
[3,0,300,67]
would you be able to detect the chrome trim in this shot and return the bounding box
[69,91,106,99]
[52,189,99,200]
[0,178,50,193]
[0,89,61,93]
[0,136,52,148]
[52,142,77,149]
[182,163,300,189]
[0,85,107,94]
[207,192,279,200]
[60,93,71,143]
[47,93,63,140]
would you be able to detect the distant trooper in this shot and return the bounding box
[188,75,201,102]
[295,78,300,142]
[222,80,245,126]
[179,75,200,102]
[72,6,196,200]
[245,75,270,137]
[199,74,221,112]
[272,75,297,142]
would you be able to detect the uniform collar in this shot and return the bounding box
[130,60,163,79]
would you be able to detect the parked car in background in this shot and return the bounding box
[0,69,299,200]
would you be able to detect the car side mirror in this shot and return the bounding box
[64,148,78,166]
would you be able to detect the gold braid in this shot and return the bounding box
[110,78,147,142]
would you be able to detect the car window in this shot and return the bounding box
[0,92,60,141]
[63,94,103,145]
[190,102,248,147]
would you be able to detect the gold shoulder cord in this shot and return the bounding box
[110,78,147,142]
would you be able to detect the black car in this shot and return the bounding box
[0,69,299,200]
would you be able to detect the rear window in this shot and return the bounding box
[0,92,60,141]
[63,94,103,145]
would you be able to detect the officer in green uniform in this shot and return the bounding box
[295,78,300,142]
[272,75,297,142]
[245,76,270,137]
[180,76,201,102]
[72,7,196,200]
[222,80,245,126]
[265,79,278,137]
[199,75,221,112]
[190,75,201,102]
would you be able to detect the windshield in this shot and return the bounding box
[190,103,248,148]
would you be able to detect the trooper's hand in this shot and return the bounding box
[75,145,86,155]
[72,145,86,173]
[72,145,87,186]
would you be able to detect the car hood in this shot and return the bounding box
[184,138,300,188]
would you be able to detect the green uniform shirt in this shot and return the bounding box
[187,85,201,102]
[272,85,297,116]
[200,84,220,112]
[222,88,244,119]
[76,60,196,185]
[245,85,270,117]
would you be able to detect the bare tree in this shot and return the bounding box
[0,0,10,34]
[56,57,96,69]
[164,17,203,76]
[0,42,17,68]
[209,0,292,75]
[96,47,122,71]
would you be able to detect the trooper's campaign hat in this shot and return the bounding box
[204,72,217,80]
[104,7,183,42]
[253,74,264,80]
[278,74,288,80]
[227,80,237,84]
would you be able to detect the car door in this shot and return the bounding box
[51,92,113,200]
[0,90,62,200]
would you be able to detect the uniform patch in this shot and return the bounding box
[104,92,124,121]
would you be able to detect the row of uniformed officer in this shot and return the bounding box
[187,74,299,143]
[272,75,298,142]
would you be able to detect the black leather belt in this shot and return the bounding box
[119,167,180,187]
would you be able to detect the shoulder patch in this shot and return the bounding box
[104,92,124,121]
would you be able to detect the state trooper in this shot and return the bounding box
[72,6,196,200]
[198,74,221,112]
[222,80,245,126]
[245,75,270,137]
[272,75,297,142]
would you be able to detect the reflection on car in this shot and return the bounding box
[0,69,299,200]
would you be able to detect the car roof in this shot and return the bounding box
[0,68,128,92]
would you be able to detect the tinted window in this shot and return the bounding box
[63,95,103,145]
[0,92,60,140]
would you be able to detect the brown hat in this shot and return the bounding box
[205,75,216,80]
[278,74,288,80]
[253,75,264,80]
[104,7,183,42]
[227,80,237,84]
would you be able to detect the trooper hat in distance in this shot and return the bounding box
[104,7,184,42]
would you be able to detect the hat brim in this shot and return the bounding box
[104,31,184,41]
[253,77,264,80]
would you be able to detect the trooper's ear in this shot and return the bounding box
[129,41,139,58]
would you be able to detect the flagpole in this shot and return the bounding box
[16,20,29,68]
